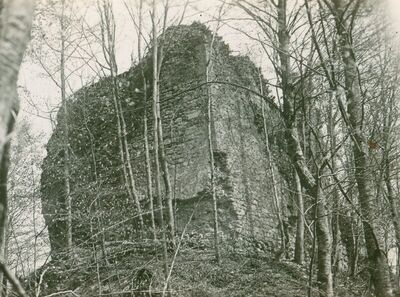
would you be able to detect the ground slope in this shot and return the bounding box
[30,245,363,297]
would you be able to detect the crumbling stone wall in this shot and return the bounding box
[206,39,287,248]
[41,23,288,254]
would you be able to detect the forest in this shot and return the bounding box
[0,0,400,296]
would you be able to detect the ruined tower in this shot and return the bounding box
[41,23,287,255]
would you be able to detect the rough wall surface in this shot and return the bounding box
[40,23,288,255]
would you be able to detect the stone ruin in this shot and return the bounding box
[40,23,291,256]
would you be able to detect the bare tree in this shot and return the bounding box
[293,171,304,265]
[135,0,157,240]
[205,2,227,265]
[155,1,176,249]
[239,1,334,295]
[152,0,169,279]
[0,0,35,296]
[32,0,88,255]
[97,0,145,231]
[306,0,395,295]
[59,0,73,254]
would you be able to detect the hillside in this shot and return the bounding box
[28,245,365,297]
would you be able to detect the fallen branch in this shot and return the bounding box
[43,290,80,297]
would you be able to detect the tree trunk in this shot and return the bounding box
[156,105,176,248]
[0,1,33,161]
[333,1,394,295]
[0,1,34,296]
[118,97,144,230]
[137,0,156,240]
[59,0,73,253]
[143,78,157,240]
[382,87,400,256]
[294,171,304,265]
[152,0,169,278]
[152,9,176,250]
[385,160,400,253]
[99,1,144,230]
[338,211,358,276]
[328,95,341,280]
[340,154,359,277]
[313,182,334,297]
[0,143,10,296]
[277,1,333,295]
[205,46,221,265]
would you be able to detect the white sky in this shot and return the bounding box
[387,0,400,31]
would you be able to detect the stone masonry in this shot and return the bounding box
[40,23,287,254]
